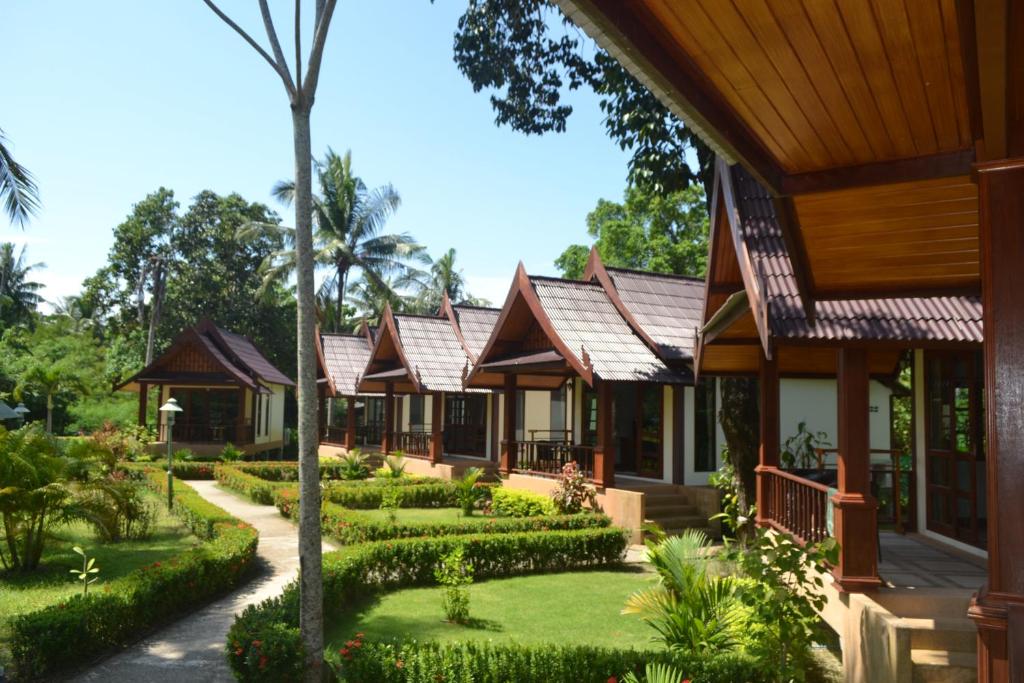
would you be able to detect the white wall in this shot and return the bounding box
[778,378,892,454]
[522,390,551,438]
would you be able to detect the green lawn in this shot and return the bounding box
[0,490,199,663]
[355,507,496,524]
[327,568,659,651]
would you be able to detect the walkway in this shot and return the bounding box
[73,481,335,683]
[879,532,987,590]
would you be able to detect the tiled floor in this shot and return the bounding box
[878,532,987,590]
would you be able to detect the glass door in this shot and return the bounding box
[924,351,986,548]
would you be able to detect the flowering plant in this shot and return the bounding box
[550,461,598,514]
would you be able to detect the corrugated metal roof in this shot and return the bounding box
[321,333,372,396]
[215,325,295,386]
[529,276,685,383]
[605,267,704,360]
[452,304,500,359]
[732,167,983,344]
[393,314,471,393]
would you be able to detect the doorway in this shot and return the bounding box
[444,393,488,457]
[924,351,987,548]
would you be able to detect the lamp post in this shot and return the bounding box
[13,403,28,427]
[159,398,183,510]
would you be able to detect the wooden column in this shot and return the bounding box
[237,387,247,445]
[317,385,327,442]
[429,392,443,464]
[138,382,148,428]
[755,354,780,526]
[593,379,615,489]
[970,159,1024,682]
[344,396,357,450]
[382,382,394,454]
[500,375,516,475]
[832,347,882,592]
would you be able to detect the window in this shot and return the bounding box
[695,379,717,472]
[409,395,425,431]
[550,385,566,437]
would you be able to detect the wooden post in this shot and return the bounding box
[970,159,1024,681]
[138,382,148,428]
[755,354,780,526]
[832,347,882,592]
[501,375,516,475]
[238,387,247,445]
[429,392,443,464]
[382,382,394,454]
[594,379,615,488]
[344,396,357,449]
[317,384,326,442]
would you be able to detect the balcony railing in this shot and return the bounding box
[760,467,831,546]
[503,439,595,480]
[444,423,487,457]
[324,425,348,445]
[395,430,431,457]
[810,448,914,530]
[160,421,254,445]
[357,422,384,446]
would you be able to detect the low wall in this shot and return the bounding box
[504,473,645,544]
[400,456,457,481]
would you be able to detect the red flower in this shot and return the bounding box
[340,648,350,657]
[258,655,268,670]
[396,659,405,669]
[252,640,262,648]
[607,677,617,683]
[345,640,355,648]
[353,641,363,649]
[235,648,243,656]
[153,562,161,568]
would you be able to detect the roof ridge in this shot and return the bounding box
[605,265,705,283]
[529,274,602,286]
[393,312,448,321]
[452,303,501,311]
[321,332,367,338]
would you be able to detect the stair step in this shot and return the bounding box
[906,619,978,654]
[911,650,976,683]
[645,502,700,516]
[645,515,709,530]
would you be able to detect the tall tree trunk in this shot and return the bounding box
[145,259,167,366]
[292,104,324,682]
[46,393,53,434]
[335,264,344,333]
[717,377,759,511]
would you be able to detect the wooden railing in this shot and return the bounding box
[356,422,384,446]
[444,423,487,456]
[504,440,595,480]
[395,430,430,457]
[160,421,254,445]
[324,425,348,445]
[760,467,831,546]
[811,448,914,530]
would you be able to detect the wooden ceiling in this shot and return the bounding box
[640,0,972,175]
[795,175,980,296]
[701,343,903,376]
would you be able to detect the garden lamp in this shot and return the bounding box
[13,403,29,426]
[159,398,184,510]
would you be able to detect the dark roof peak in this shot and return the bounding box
[604,265,705,283]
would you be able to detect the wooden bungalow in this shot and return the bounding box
[315,322,380,451]
[557,0,1019,679]
[354,297,501,476]
[116,319,293,456]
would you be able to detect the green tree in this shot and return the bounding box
[409,247,489,313]
[0,128,40,227]
[448,0,713,193]
[250,149,425,331]
[0,242,44,327]
[555,184,708,279]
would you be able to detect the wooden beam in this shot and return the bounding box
[832,348,882,592]
[772,195,816,324]
[501,375,516,475]
[429,392,443,464]
[754,354,779,527]
[780,149,976,195]
[344,396,357,450]
[955,0,984,145]
[382,382,394,454]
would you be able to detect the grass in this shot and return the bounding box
[355,507,502,524]
[0,489,199,664]
[327,568,658,651]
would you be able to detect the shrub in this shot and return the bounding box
[9,468,258,680]
[226,527,628,681]
[292,497,611,544]
[322,480,458,509]
[380,487,400,523]
[326,641,767,683]
[90,421,155,464]
[435,546,473,623]
[454,467,486,516]
[491,487,556,517]
[78,478,157,542]
[339,450,371,480]
[215,464,292,504]
[551,461,598,514]
[379,453,407,479]
[220,442,244,462]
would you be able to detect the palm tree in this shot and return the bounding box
[409,248,489,313]
[15,362,85,434]
[0,242,44,326]
[249,149,425,331]
[346,272,409,326]
[0,129,39,228]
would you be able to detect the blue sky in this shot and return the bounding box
[2,1,635,308]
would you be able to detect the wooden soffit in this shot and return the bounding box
[701,344,903,377]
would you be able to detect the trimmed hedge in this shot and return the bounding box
[10,469,259,680]
[215,464,292,504]
[225,461,349,482]
[321,480,459,509]
[226,528,628,681]
[491,487,557,517]
[330,641,767,683]
[121,460,217,480]
[277,495,612,544]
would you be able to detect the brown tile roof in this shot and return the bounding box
[211,324,295,386]
[604,267,704,360]
[320,333,372,396]
[529,276,686,383]
[732,167,983,344]
[452,304,501,359]
[392,314,472,393]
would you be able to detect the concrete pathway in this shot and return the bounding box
[73,481,335,683]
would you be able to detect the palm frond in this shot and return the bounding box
[0,131,40,228]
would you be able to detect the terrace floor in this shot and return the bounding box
[878,532,986,591]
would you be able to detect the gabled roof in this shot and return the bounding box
[358,305,476,394]
[438,293,501,363]
[468,263,686,387]
[316,330,373,397]
[116,319,294,392]
[583,248,704,362]
[0,401,19,421]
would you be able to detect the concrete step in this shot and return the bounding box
[646,515,710,531]
[911,650,976,683]
[906,619,978,654]
[645,501,700,516]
